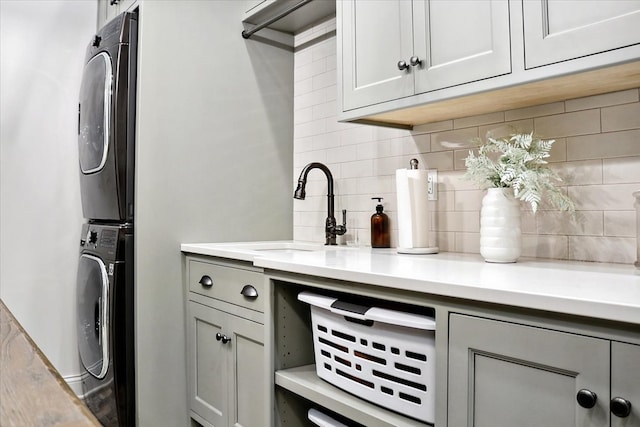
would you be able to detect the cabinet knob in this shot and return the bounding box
[577,389,597,409]
[409,56,422,67]
[215,332,231,344]
[240,284,258,298]
[110,0,119,5]
[198,275,213,287]
[611,397,632,418]
[397,60,410,71]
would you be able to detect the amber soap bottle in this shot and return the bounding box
[371,197,390,248]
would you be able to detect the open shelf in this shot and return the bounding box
[275,364,431,427]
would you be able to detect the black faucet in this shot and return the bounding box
[294,162,347,245]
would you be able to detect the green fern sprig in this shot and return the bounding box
[464,132,575,214]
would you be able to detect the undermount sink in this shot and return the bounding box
[254,248,316,253]
[232,241,355,253]
[251,242,323,252]
[181,241,357,262]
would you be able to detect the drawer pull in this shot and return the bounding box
[198,275,213,287]
[241,285,258,298]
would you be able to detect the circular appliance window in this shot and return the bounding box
[76,254,110,379]
[78,51,112,174]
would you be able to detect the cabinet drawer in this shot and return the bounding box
[188,260,264,312]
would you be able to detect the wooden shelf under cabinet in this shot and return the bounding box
[275,364,431,427]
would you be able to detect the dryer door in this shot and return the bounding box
[78,52,112,175]
[77,254,110,379]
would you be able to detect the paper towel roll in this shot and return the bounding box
[396,168,438,254]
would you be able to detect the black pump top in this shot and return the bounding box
[372,197,384,214]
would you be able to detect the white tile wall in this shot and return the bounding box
[292,18,640,264]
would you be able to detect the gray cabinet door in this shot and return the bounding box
[188,301,228,427]
[412,0,511,93]
[523,0,640,68]
[230,315,265,427]
[611,342,640,427]
[188,300,265,427]
[341,0,414,111]
[448,314,610,427]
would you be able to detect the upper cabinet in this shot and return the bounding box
[338,0,640,128]
[523,0,640,68]
[342,0,511,111]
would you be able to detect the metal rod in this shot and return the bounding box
[242,0,314,39]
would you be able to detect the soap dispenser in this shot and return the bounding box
[371,197,390,248]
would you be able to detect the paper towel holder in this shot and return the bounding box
[397,159,439,255]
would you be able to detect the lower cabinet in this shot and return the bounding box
[185,256,266,427]
[187,301,265,427]
[448,313,640,427]
[182,255,639,427]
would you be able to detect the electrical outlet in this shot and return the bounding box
[427,169,437,201]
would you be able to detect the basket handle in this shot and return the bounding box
[298,291,436,330]
[365,307,435,330]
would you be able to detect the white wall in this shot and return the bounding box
[0,0,97,391]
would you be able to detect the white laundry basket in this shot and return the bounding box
[298,292,436,424]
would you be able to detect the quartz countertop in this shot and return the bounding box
[181,242,640,325]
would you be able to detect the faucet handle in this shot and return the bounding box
[335,209,347,236]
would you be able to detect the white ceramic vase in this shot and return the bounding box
[480,188,522,263]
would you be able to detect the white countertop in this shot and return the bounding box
[181,241,640,325]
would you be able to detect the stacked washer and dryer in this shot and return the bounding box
[76,11,137,427]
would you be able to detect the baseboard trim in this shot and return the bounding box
[64,373,84,398]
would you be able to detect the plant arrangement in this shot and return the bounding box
[464,132,575,214]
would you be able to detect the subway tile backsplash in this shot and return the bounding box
[292,19,640,264]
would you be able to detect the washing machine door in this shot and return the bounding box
[78,52,112,175]
[77,254,110,379]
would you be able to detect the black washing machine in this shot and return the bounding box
[78,11,137,222]
[77,222,135,426]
